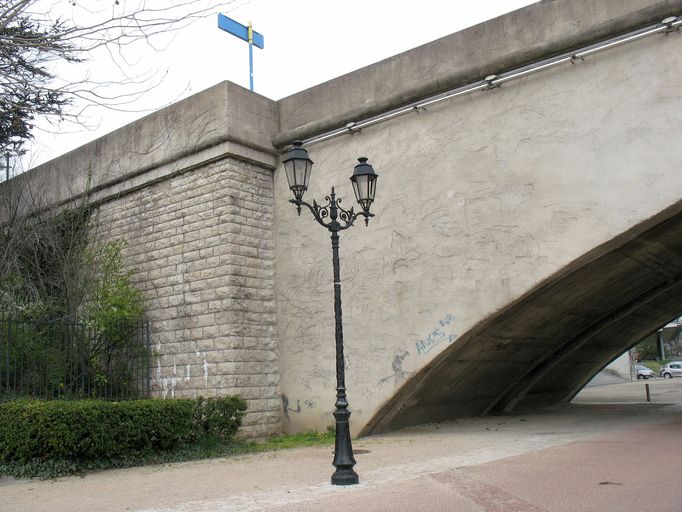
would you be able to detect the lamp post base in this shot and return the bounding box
[331,405,358,485]
[331,468,359,486]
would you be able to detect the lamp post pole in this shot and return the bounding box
[283,142,378,486]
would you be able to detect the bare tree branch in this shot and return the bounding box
[0,0,239,160]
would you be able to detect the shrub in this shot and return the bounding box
[195,396,247,441]
[0,397,246,465]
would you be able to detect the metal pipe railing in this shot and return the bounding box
[296,15,681,149]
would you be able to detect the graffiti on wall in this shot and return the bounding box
[378,351,411,387]
[281,394,301,419]
[415,314,457,355]
[301,366,334,391]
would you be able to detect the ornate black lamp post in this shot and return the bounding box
[283,141,378,486]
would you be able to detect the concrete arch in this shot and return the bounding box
[361,202,682,435]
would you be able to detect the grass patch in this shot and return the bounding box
[0,429,336,480]
[251,429,336,451]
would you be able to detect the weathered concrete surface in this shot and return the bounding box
[274,6,682,435]
[2,380,682,512]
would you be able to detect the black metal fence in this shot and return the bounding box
[0,313,151,400]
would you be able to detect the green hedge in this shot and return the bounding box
[0,397,247,464]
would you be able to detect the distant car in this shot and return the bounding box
[659,362,682,379]
[634,364,655,379]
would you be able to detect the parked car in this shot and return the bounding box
[659,362,682,379]
[635,364,655,379]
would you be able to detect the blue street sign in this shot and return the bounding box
[218,13,264,91]
[218,13,264,49]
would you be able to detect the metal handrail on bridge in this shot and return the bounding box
[298,15,682,148]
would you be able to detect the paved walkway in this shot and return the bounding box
[3,378,682,511]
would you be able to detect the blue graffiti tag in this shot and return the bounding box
[415,314,457,355]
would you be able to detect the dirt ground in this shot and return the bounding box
[2,378,681,511]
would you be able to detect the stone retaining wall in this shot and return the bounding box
[96,155,280,438]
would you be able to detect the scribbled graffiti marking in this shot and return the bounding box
[301,366,335,391]
[378,351,412,386]
[416,314,457,355]
[281,394,301,419]
[439,314,455,327]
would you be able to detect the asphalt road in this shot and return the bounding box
[3,378,682,511]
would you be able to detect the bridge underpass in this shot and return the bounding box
[361,202,682,434]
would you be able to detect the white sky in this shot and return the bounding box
[27,0,536,168]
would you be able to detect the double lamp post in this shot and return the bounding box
[283,141,378,485]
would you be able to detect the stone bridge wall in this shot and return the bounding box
[3,0,682,438]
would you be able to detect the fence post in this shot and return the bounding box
[0,312,6,394]
[4,314,10,393]
[81,322,86,397]
[0,312,5,393]
[145,320,151,397]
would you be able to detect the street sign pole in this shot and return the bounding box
[218,14,264,93]
[248,22,254,91]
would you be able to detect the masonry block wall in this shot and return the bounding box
[95,155,280,438]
